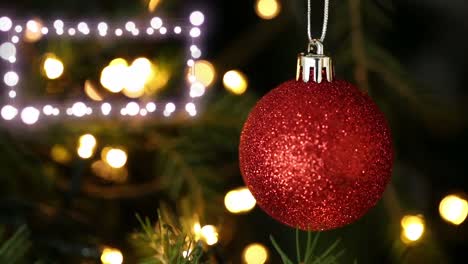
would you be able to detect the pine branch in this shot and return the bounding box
[270,230,346,264]
[132,211,204,264]
[0,225,31,264]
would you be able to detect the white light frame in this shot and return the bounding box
[0,11,205,125]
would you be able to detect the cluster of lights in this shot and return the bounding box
[224,187,256,214]
[0,11,206,125]
[398,194,468,245]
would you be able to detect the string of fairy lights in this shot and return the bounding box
[0,11,207,124]
[2,1,467,264]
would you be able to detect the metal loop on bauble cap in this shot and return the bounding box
[308,39,324,55]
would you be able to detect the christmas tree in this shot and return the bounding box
[0,0,467,263]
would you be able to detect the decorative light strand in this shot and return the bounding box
[0,11,206,124]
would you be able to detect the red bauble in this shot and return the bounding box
[239,80,393,230]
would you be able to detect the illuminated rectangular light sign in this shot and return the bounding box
[0,11,205,125]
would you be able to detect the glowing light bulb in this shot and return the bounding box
[165,103,176,113]
[401,215,425,244]
[53,20,64,29]
[14,25,22,33]
[115,28,123,36]
[159,27,167,34]
[193,60,216,87]
[0,17,12,31]
[223,70,248,95]
[77,22,90,34]
[0,42,16,61]
[79,134,97,149]
[439,194,468,225]
[43,105,54,115]
[125,102,140,116]
[104,148,128,169]
[68,28,76,36]
[150,17,163,29]
[98,22,108,32]
[25,19,43,42]
[190,11,205,26]
[21,107,40,125]
[101,103,112,115]
[190,27,201,38]
[163,103,176,117]
[224,187,256,214]
[185,103,197,117]
[243,243,269,264]
[146,102,156,112]
[190,82,206,98]
[4,71,19,86]
[72,102,87,117]
[148,0,161,12]
[41,27,48,35]
[100,58,128,93]
[11,36,19,44]
[200,225,218,246]
[1,105,18,120]
[255,0,281,20]
[174,26,182,34]
[84,80,103,101]
[43,55,64,79]
[77,134,97,159]
[146,27,154,35]
[51,144,72,164]
[100,247,123,264]
[125,21,136,32]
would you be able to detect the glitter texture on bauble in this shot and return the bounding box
[239,80,393,230]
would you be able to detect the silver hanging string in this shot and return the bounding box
[307,0,329,43]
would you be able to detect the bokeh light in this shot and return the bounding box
[43,54,64,79]
[224,187,256,214]
[4,71,19,86]
[148,0,161,12]
[0,42,16,61]
[0,17,12,32]
[243,243,269,264]
[84,80,103,101]
[439,194,468,225]
[223,70,248,95]
[193,60,216,87]
[255,0,281,20]
[100,247,123,264]
[104,148,128,169]
[21,107,40,125]
[190,11,205,26]
[51,145,72,164]
[25,19,43,42]
[200,225,218,246]
[1,105,18,120]
[150,17,163,29]
[401,215,425,244]
[77,134,97,159]
[101,58,128,93]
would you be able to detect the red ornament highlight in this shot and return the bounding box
[239,80,393,230]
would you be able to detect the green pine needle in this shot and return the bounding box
[270,230,346,264]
